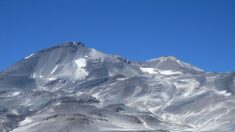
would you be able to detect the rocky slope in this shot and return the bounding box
[0,42,235,132]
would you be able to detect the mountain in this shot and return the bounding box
[0,42,235,132]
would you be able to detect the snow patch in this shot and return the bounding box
[140,67,159,74]
[75,58,87,68]
[48,77,57,81]
[12,91,21,96]
[215,90,231,97]
[140,67,182,75]
[19,117,32,126]
[54,102,61,106]
[158,70,182,75]
[25,53,34,59]
[117,78,128,81]
[74,58,88,80]
[92,92,100,99]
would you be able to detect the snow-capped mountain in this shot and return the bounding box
[0,42,235,132]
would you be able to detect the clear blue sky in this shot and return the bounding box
[0,0,235,72]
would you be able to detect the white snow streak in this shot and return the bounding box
[24,53,34,59]
[50,65,58,74]
[140,67,182,75]
[48,77,57,81]
[140,67,159,74]
[12,91,21,96]
[74,58,88,80]
[158,70,182,75]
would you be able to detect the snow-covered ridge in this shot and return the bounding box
[144,56,203,73]
[147,56,177,62]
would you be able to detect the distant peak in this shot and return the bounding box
[144,56,203,73]
[147,56,178,62]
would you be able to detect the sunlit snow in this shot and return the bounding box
[19,117,32,126]
[24,53,34,59]
[74,58,88,80]
[140,67,159,74]
[140,67,182,75]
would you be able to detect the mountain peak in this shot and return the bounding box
[36,42,86,54]
[147,56,178,62]
[144,56,203,73]
[61,42,85,47]
[2,42,235,132]
[50,41,85,50]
